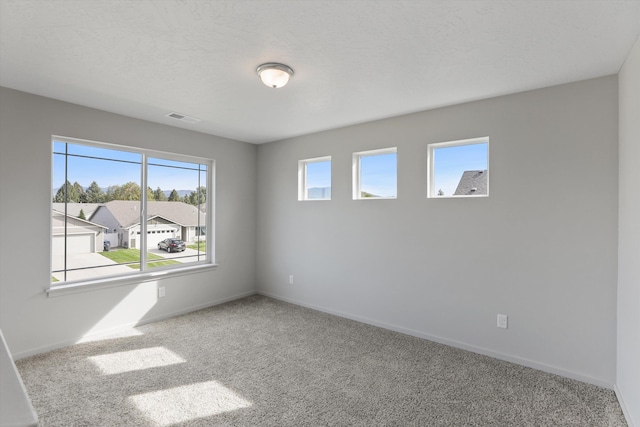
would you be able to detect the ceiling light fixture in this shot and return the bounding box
[256,63,294,88]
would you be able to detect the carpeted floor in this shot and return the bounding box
[16,295,626,426]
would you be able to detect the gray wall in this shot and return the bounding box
[0,87,257,357]
[256,76,619,387]
[618,36,640,426]
[0,73,627,398]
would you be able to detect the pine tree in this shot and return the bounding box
[85,181,104,203]
[168,189,180,202]
[154,187,168,201]
[53,180,81,202]
[78,209,86,220]
[184,186,206,206]
[72,182,87,203]
[53,180,71,202]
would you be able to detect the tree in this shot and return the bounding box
[53,180,82,202]
[53,181,70,203]
[85,181,104,203]
[108,182,141,201]
[147,186,155,201]
[184,186,206,206]
[72,182,87,203]
[153,187,167,201]
[168,189,180,202]
[78,209,86,220]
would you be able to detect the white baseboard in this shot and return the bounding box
[257,290,613,390]
[615,384,636,427]
[13,290,256,360]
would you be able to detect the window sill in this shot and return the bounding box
[47,263,218,298]
[428,194,489,199]
[353,197,397,200]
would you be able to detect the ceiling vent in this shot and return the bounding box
[166,112,201,124]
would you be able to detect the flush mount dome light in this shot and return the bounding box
[256,62,294,88]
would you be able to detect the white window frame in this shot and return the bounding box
[298,156,332,201]
[352,147,398,200]
[427,137,489,198]
[49,135,216,296]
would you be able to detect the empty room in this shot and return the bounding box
[0,1,639,426]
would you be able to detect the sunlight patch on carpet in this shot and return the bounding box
[129,380,252,426]
[88,346,185,375]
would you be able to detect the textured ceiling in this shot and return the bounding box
[1,0,639,144]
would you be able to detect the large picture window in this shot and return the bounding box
[51,136,213,285]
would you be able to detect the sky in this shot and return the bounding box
[55,140,486,199]
[306,160,331,189]
[53,141,206,193]
[359,152,397,197]
[432,142,488,196]
[305,153,398,198]
[304,144,487,198]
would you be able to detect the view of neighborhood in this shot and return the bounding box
[52,140,209,283]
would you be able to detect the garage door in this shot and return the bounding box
[52,234,95,254]
[147,229,177,249]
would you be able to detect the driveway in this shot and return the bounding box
[52,252,132,282]
[148,247,206,263]
[52,248,208,283]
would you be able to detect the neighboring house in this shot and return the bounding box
[90,201,206,249]
[52,203,102,219]
[454,170,488,195]
[51,209,106,254]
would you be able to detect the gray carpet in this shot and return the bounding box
[17,295,626,426]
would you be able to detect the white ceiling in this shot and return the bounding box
[1,1,639,144]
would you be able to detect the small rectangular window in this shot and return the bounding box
[353,147,397,199]
[428,137,489,198]
[298,156,331,200]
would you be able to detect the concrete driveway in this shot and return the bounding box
[51,253,132,282]
[148,247,206,263]
[52,248,208,283]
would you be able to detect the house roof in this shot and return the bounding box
[454,170,488,196]
[97,201,205,229]
[52,203,102,219]
[52,209,107,230]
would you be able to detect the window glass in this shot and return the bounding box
[429,138,489,197]
[298,157,331,200]
[353,148,397,199]
[51,137,211,285]
[147,157,207,267]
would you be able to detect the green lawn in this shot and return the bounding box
[99,248,163,263]
[187,241,206,252]
[99,248,180,270]
[128,260,181,270]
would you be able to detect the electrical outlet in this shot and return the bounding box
[497,314,508,329]
[158,287,166,298]
[289,275,294,285]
